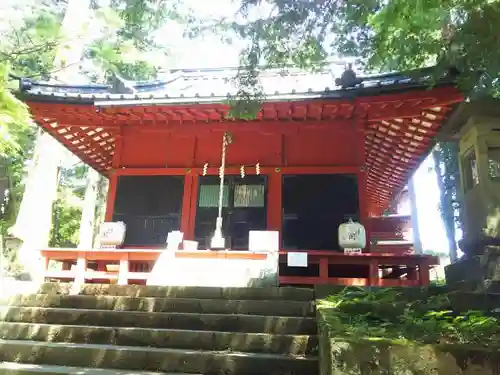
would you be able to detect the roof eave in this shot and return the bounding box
[18,80,457,108]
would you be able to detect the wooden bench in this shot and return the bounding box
[40,248,164,285]
[278,251,438,287]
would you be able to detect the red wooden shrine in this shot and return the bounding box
[18,67,463,286]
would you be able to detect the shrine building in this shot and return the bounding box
[17,66,464,287]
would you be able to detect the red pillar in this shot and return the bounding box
[267,170,282,247]
[356,119,370,251]
[181,172,199,239]
[105,130,122,221]
[104,172,118,221]
[180,173,199,241]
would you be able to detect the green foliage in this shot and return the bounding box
[233,0,500,97]
[84,0,189,82]
[0,64,32,155]
[0,4,62,79]
[319,287,500,346]
[226,49,265,119]
[0,0,192,255]
[50,198,81,248]
[49,164,87,248]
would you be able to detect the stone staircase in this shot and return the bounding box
[0,283,318,375]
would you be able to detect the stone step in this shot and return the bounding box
[0,306,317,335]
[0,340,318,375]
[38,283,314,301]
[7,294,314,317]
[0,322,318,355]
[0,362,189,375]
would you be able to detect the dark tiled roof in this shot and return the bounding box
[17,66,448,106]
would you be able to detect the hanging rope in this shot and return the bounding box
[217,132,229,221]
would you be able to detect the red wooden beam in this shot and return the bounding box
[180,174,194,237]
[69,128,114,164]
[105,172,117,221]
[267,171,282,246]
[186,174,199,240]
[114,165,361,176]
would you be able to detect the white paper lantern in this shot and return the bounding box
[338,218,366,250]
[98,221,126,247]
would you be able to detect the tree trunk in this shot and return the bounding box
[78,168,100,248]
[408,176,423,254]
[9,0,91,278]
[432,143,459,261]
[92,175,109,247]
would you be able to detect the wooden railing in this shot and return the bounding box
[368,215,414,255]
[278,251,438,287]
[40,247,437,287]
[40,248,163,285]
[40,248,269,285]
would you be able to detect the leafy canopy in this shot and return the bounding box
[232,0,500,96]
[0,0,196,254]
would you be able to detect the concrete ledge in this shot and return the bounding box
[37,283,314,301]
[0,306,317,335]
[0,362,183,375]
[0,340,318,375]
[0,322,318,355]
[5,294,314,317]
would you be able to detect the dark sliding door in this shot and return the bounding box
[282,174,359,250]
[194,175,267,249]
[112,175,184,246]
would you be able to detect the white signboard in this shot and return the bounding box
[249,231,279,252]
[287,252,308,267]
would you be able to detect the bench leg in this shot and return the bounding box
[407,267,418,285]
[369,260,379,286]
[319,258,329,284]
[418,262,430,286]
[118,254,129,285]
[75,252,86,285]
[40,255,49,282]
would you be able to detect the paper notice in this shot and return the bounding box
[287,252,308,267]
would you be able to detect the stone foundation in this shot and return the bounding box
[146,250,278,287]
[445,246,500,292]
[321,338,500,375]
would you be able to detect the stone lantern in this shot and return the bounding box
[456,107,500,254]
[443,100,500,291]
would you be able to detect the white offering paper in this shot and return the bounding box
[287,252,308,267]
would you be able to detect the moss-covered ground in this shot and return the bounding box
[318,286,500,347]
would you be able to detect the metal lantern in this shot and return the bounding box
[338,218,366,250]
[98,221,126,248]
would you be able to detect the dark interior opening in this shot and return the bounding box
[194,175,267,249]
[280,173,360,278]
[112,175,184,246]
[282,174,359,251]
